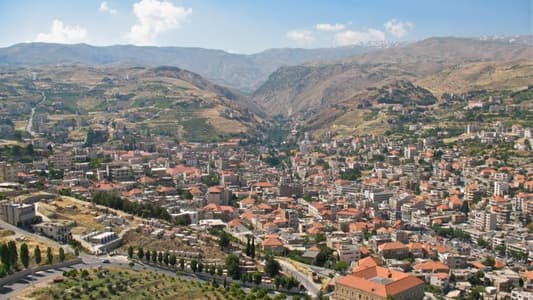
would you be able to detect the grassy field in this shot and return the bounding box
[24,267,250,300]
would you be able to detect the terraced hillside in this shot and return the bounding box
[0,65,263,143]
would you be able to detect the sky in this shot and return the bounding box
[0,0,531,53]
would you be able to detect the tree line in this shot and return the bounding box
[92,191,171,221]
[0,241,65,277]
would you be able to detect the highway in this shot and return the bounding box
[278,259,321,298]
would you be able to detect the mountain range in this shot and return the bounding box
[252,37,533,116]
[1,36,531,139]
[0,42,388,92]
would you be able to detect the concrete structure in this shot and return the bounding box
[0,200,36,226]
[32,222,73,243]
[206,186,232,205]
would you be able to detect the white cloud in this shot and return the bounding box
[99,1,117,14]
[384,19,414,38]
[125,0,192,45]
[315,23,345,32]
[286,30,314,43]
[335,29,385,46]
[35,19,88,44]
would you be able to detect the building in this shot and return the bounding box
[474,210,497,231]
[494,181,509,196]
[278,182,303,197]
[0,200,36,226]
[443,254,468,269]
[206,186,233,205]
[378,241,409,259]
[0,162,19,182]
[110,166,133,182]
[82,231,119,244]
[335,265,425,300]
[33,222,73,243]
[337,244,361,263]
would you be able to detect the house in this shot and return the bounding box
[378,241,409,260]
[429,273,449,290]
[207,186,233,205]
[337,244,361,263]
[262,234,285,255]
[413,260,450,274]
[335,265,425,300]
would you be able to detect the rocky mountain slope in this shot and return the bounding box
[252,37,533,116]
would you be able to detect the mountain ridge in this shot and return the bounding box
[0,42,388,92]
[252,37,533,116]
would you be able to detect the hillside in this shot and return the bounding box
[252,37,533,116]
[0,43,385,92]
[416,60,533,96]
[0,65,262,143]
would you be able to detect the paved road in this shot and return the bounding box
[278,259,321,298]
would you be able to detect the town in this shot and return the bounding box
[0,84,531,300]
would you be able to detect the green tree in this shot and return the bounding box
[169,254,176,267]
[253,272,262,285]
[46,247,53,264]
[483,256,496,268]
[264,255,280,277]
[477,237,489,249]
[179,258,185,270]
[164,251,169,266]
[198,262,204,272]
[191,259,198,272]
[219,232,231,250]
[251,238,256,259]
[334,261,349,272]
[151,250,157,263]
[20,243,29,268]
[58,247,65,262]
[7,241,17,268]
[127,246,133,259]
[225,254,240,279]
[157,252,163,264]
[137,247,144,260]
[34,246,41,265]
[145,250,151,262]
[246,236,251,256]
[0,243,10,270]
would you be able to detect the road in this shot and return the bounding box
[25,93,46,137]
[278,259,321,298]
[0,220,73,254]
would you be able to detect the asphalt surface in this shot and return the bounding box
[278,259,321,298]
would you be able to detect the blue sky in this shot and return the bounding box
[0,0,531,53]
